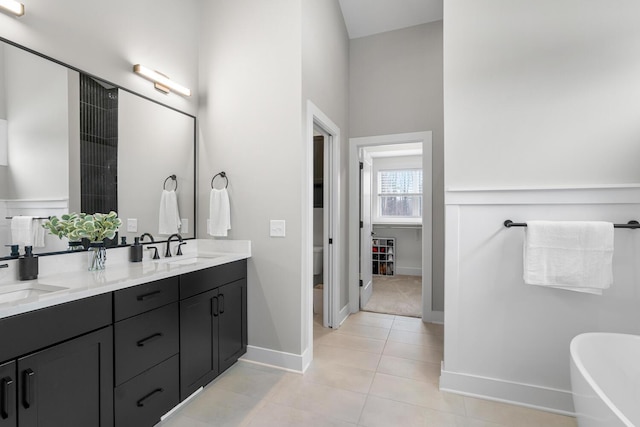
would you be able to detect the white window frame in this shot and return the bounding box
[372,155,422,225]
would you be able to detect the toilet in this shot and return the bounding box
[313,246,323,275]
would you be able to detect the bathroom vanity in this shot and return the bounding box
[0,240,250,427]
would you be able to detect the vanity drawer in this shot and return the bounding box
[114,276,179,321]
[0,293,112,362]
[114,302,179,386]
[114,354,179,427]
[180,259,247,299]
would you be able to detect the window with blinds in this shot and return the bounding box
[377,169,422,219]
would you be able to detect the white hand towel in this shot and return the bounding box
[209,188,231,237]
[158,190,181,235]
[11,216,33,246]
[32,219,46,248]
[523,221,614,295]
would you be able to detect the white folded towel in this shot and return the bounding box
[11,216,33,246]
[158,190,181,235]
[523,221,614,295]
[209,188,231,237]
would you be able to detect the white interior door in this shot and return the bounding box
[359,151,373,308]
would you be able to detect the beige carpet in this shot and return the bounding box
[362,275,422,318]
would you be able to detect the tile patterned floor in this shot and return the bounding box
[157,312,577,426]
[363,275,422,318]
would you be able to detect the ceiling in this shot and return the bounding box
[338,0,443,39]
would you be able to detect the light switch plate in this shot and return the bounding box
[270,220,286,237]
[181,218,189,234]
[127,218,138,232]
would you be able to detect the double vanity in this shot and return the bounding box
[0,239,250,427]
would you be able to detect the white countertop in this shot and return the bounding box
[0,239,251,320]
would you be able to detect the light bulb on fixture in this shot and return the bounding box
[0,0,24,16]
[133,64,191,97]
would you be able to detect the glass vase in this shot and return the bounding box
[88,243,106,271]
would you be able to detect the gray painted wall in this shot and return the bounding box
[349,21,444,311]
[302,0,350,323]
[0,0,199,115]
[198,0,304,354]
[444,0,640,187]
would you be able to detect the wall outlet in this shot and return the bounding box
[270,220,286,237]
[181,218,189,234]
[127,218,138,232]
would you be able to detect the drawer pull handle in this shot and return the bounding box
[1,376,13,419]
[23,369,34,409]
[136,290,161,301]
[136,388,164,407]
[219,294,225,314]
[137,333,164,347]
[212,296,219,317]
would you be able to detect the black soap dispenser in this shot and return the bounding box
[19,246,38,281]
[5,244,19,258]
[129,237,143,262]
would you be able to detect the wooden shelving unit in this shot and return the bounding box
[372,237,395,276]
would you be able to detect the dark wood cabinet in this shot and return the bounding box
[0,294,113,427]
[179,260,247,399]
[113,280,180,426]
[180,289,219,398]
[0,361,16,427]
[0,258,248,427]
[14,327,113,427]
[218,279,247,373]
[114,354,179,427]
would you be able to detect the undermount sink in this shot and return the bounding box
[154,255,222,266]
[0,283,69,305]
[168,256,222,266]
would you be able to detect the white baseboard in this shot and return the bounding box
[338,304,350,326]
[440,368,575,415]
[423,310,444,324]
[241,345,304,373]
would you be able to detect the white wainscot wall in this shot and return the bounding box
[441,186,640,415]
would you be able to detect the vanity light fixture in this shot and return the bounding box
[133,64,191,97]
[0,0,24,16]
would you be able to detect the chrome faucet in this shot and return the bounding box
[139,233,155,243]
[165,234,182,257]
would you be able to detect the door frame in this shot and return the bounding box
[303,101,341,369]
[359,150,373,309]
[348,131,439,322]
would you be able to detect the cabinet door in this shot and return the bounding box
[218,279,247,373]
[17,327,113,427]
[0,361,16,427]
[179,289,219,399]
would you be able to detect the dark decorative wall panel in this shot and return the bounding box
[80,74,118,214]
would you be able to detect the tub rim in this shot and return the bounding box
[570,332,637,427]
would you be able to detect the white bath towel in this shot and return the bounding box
[158,190,181,235]
[209,188,231,237]
[523,221,614,295]
[11,216,34,246]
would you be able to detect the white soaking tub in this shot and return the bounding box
[570,333,640,427]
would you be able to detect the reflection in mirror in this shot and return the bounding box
[0,39,196,259]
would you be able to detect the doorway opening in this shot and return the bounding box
[303,101,342,371]
[348,132,437,322]
[360,143,424,318]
